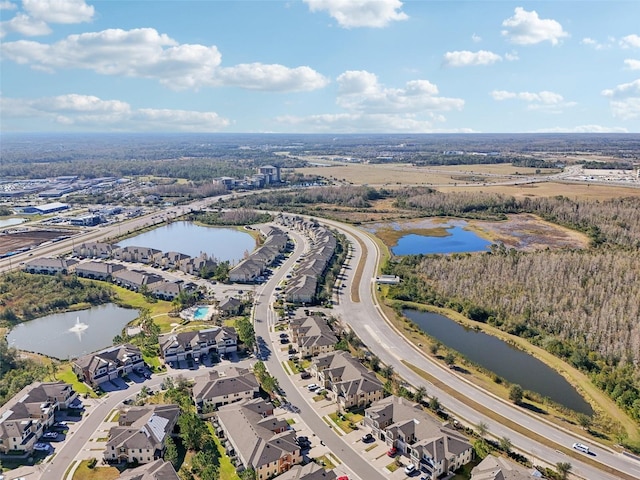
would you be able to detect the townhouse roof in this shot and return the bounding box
[74,343,142,369]
[192,367,259,403]
[216,398,298,470]
[24,257,78,269]
[276,463,337,480]
[471,455,542,480]
[291,315,337,349]
[75,261,125,275]
[107,404,180,453]
[118,459,179,480]
[158,327,237,353]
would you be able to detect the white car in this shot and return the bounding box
[572,442,590,454]
[33,443,49,452]
[307,383,319,391]
[404,464,416,475]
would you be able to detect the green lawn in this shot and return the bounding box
[386,462,400,472]
[72,460,120,480]
[53,365,96,397]
[316,455,336,470]
[208,424,240,480]
[328,412,357,433]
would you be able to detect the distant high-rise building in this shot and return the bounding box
[258,165,280,183]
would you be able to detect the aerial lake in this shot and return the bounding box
[6,304,139,360]
[403,308,593,415]
[116,221,256,264]
[0,218,27,228]
[392,225,491,255]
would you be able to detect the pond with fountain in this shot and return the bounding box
[6,304,139,360]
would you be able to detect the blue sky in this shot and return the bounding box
[1,0,639,133]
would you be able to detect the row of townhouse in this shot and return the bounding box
[470,454,542,480]
[276,215,336,305]
[118,459,179,480]
[72,344,145,387]
[192,366,260,412]
[157,327,238,364]
[104,404,180,465]
[289,314,337,358]
[24,257,193,301]
[215,398,302,480]
[73,241,218,276]
[228,227,289,283]
[0,382,77,456]
[310,351,385,412]
[363,396,473,479]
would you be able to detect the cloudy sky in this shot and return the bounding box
[1,0,639,133]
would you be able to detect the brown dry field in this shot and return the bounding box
[437,181,640,200]
[0,230,62,255]
[426,163,561,175]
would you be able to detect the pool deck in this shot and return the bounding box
[180,305,215,322]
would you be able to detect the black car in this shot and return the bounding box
[361,433,374,443]
[280,338,290,344]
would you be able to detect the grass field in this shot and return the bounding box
[72,460,120,480]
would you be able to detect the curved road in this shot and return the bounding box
[321,218,640,480]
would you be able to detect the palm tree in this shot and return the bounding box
[499,436,512,454]
[556,461,572,480]
[476,421,489,440]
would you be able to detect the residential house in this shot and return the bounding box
[310,351,384,411]
[112,246,162,264]
[229,258,264,283]
[284,275,317,304]
[72,241,114,259]
[364,396,473,479]
[73,344,144,387]
[192,367,259,411]
[276,463,337,480]
[23,257,78,275]
[0,382,77,455]
[75,261,125,281]
[159,251,191,270]
[111,269,164,291]
[218,296,242,316]
[104,404,180,465]
[290,314,337,358]
[216,398,301,479]
[147,280,182,301]
[470,454,543,480]
[117,459,179,480]
[158,327,237,364]
[181,253,217,276]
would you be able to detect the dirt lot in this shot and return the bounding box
[0,230,66,256]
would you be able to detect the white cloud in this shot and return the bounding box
[534,125,629,133]
[442,50,502,67]
[275,112,475,133]
[0,27,328,92]
[0,0,93,38]
[0,12,50,37]
[22,0,94,24]
[336,70,463,113]
[471,33,482,43]
[0,94,230,131]
[624,59,640,70]
[601,79,640,120]
[217,63,329,91]
[504,51,519,61]
[304,0,408,28]
[620,34,640,49]
[501,7,568,45]
[273,70,466,133]
[491,89,575,113]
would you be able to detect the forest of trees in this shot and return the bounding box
[0,272,116,324]
[381,189,640,424]
[190,208,272,226]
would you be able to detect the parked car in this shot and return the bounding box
[280,338,290,344]
[300,371,311,379]
[387,447,397,457]
[42,432,57,440]
[33,443,49,452]
[279,332,288,338]
[307,383,319,391]
[361,433,374,443]
[404,464,416,475]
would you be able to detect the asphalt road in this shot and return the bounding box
[252,228,384,480]
[4,196,640,480]
[322,218,640,480]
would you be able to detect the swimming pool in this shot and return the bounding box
[193,306,210,320]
